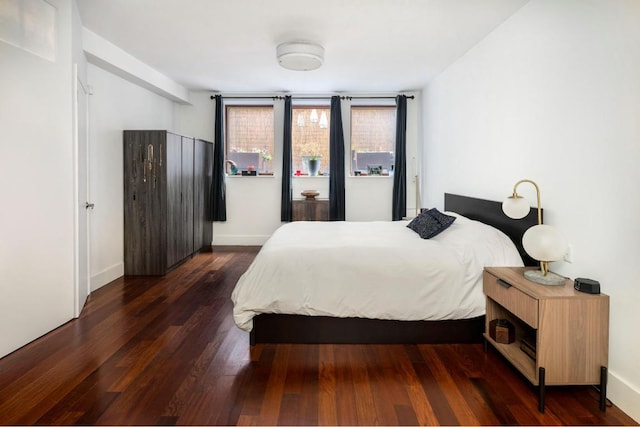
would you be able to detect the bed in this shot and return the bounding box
[231,193,539,345]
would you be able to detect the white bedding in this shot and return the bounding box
[231,213,524,332]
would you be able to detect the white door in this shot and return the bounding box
[74,64,91,317]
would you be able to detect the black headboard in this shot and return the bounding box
[444,193,540,267]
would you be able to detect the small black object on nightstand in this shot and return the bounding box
[574,277,600,294]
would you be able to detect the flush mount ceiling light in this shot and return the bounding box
[276,41,324,71]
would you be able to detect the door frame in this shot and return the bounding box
[73,63,91,318]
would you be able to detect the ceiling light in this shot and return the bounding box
[276,42,324,71]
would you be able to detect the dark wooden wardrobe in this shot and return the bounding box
[123,130,213,275]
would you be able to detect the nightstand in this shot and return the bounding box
[291,199,329,221]
[483,267,609,413]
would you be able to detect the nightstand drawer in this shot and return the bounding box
[484,272,538,328]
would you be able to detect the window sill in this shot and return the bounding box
[226,173,275,178]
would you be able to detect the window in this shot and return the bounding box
[292,106,330,176]
[225,105,274,174]
[350,106,396,176]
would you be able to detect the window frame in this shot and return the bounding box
[291,103,331,177]
[224,101,275,176]
[349,102,397,177]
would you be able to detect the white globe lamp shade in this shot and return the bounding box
[522,224,568,262]
[502,196,530,219]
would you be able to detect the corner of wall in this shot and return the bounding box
[90,262,124,292]
[82,27,191,104]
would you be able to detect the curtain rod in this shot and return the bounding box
[343,95,415,100]
[209,95,415,101]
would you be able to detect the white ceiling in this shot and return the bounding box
[77,0,529,94]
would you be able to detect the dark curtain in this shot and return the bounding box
[281,96,293,222]
[211,95,227,221]
[329,96,345,221]
[392,95,408,221]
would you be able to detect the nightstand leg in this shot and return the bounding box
[483,337,488,353]
[600,366,607,412]
[538,367,546,413]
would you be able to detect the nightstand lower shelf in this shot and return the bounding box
[483,333,536,383]
[484,335,608,412]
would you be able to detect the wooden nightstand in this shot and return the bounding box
[483,267,609,413]
[292,199,329,221]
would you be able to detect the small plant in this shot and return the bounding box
[307,155,321,176]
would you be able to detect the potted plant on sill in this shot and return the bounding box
[261,150,272,173]
[307,155,321,176]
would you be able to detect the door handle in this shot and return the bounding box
[85,202,95,210]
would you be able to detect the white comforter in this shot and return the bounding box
[231,213,523,331]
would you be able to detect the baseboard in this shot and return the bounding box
[212,234,270,246]
[90,262,124,292]
[608,370,640,423]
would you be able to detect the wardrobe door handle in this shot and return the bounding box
[497,279,512,289]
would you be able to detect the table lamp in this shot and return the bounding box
[502,179,568,286]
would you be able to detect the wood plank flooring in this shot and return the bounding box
[0,247,636,426]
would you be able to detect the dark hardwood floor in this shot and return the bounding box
[0,248,636,426]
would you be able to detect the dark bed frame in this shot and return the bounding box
[249,193,539,345]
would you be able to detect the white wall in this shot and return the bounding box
[0,0,75,358]
[175,91,421,246]
[422,0,640,420]
[87,64,175,290]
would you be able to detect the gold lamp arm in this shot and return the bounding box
[512,179,548,275]
[512,179,542,225]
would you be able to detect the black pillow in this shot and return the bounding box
[406,208,456,239]
[426,208,456,230]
